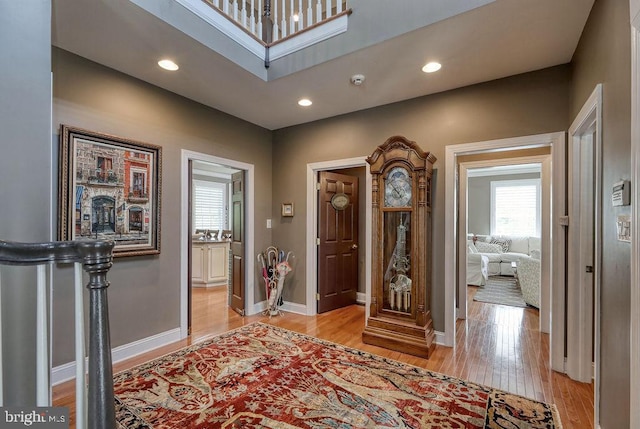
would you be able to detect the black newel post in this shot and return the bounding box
[83,243,116,429]
[262,0,272,67]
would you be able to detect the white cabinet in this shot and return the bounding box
[192,241,230,287]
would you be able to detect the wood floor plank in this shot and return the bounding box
[53,285,594,428]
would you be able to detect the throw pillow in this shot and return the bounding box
[490,237,511,252]
[475,241,503,253]
[467,241,478,254]
[530,249,541,259]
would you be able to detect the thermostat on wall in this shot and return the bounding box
[612,180,630,206]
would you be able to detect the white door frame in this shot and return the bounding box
[629,9,640,427]
[444,132,566,372]
[458,155,552,334]
[306,157,372,316]
[567,85,602,410]
[180,150,256,338]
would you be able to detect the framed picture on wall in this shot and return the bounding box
[282,202,294,217]
[58,125,162,257]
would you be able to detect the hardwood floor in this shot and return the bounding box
[53,285,594,428]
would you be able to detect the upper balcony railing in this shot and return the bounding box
[202,0,349,44]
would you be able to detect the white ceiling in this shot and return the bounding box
[52,0,594,130]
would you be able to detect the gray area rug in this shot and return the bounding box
[473,276,527,308]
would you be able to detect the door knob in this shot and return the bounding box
[351,244,358,249]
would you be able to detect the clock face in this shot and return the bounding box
[384,167,412,207]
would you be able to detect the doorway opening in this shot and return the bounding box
[189,160,241,335]
[458,158,548,325]
[180,150,256,339]
[305,157,372,316]
[444,132,566,374]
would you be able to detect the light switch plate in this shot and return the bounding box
[617,214,631,242]
[266,219,272,229]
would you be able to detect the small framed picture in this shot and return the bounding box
[282,202,294,217]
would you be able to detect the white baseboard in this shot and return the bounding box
[250,300,268,316]
[251,299,308,317]
[254,294,365,316]
[435,331,446,345]
[52,327,182,386]
[278,301,307,315]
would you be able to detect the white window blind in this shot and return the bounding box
[491,178,540,236]
[193,180,227,232]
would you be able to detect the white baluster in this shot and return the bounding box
[281,0,287,38]
[223,0,229,14]
[289,0,295,35]
[36,264,49,406]
[242,0,247,28]
[233,0,238,23]
[337,0,342,13]
[272,0,279,41]
[316,0,321,22]
[74,263,87,429]
[306,0,313,27]
[257,0,263,38]
[0,269,3,407]
[297,0,304,31]
[215,0,220,8]
[250,0,255,33]
[326,0,331,19]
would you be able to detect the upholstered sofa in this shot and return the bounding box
[466,235,540,285]
[517,255,541,308]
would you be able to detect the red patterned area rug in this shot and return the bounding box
[114,323,562,428]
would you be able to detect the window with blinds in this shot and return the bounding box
[193,180,228,232]
[490,178,541,237]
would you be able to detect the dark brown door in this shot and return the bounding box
[230,171,245,315]
[318,171,359,313]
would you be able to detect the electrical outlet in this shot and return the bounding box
[266,219,272,229]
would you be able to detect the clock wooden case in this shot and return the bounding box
[362,135,436,358]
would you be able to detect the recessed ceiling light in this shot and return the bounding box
[298,98,312,107]
[422,62,442,73]
[158,59,179,71]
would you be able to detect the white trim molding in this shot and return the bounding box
[270,15,349,60]
[52,328,181,385]
[306,157,372,317]
[181,150,255,339]
[444,132,565,371]
[629,11,640,428]
[567,84,602,426]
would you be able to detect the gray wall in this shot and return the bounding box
[272,65,570,330]
[467,173,541,236]
[51,48,273,366]
[0,1,52,405]
[570,0,631,427]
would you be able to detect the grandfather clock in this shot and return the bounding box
[362,135,436,358]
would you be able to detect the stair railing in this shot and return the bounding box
[204,0,347,43]
[0,240,115,429]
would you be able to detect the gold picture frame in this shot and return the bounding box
[281,202,294,217]
[58,125,162,257]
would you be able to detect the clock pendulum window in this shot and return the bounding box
[362,135,436,358]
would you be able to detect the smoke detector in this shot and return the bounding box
[350,74,366,86]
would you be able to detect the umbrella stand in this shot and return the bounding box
[258,247,294,317]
